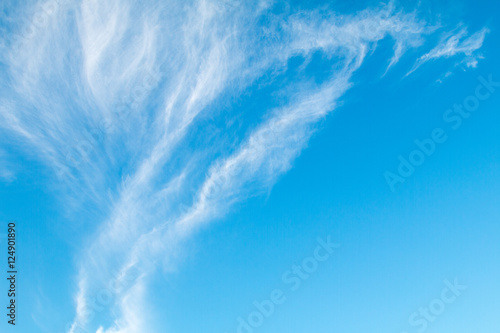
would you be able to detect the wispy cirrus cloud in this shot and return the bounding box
[0,1,489,332]
[406,26,489,76]
[66,4,436,333]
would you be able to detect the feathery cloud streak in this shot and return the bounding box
[407,26,489,75]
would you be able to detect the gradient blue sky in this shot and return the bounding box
[0,0,499,332]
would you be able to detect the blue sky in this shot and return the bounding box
[0,0,499,332]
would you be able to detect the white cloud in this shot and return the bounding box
[407,26,489,76]
[0,151,16,183]
[66,4,436,333]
